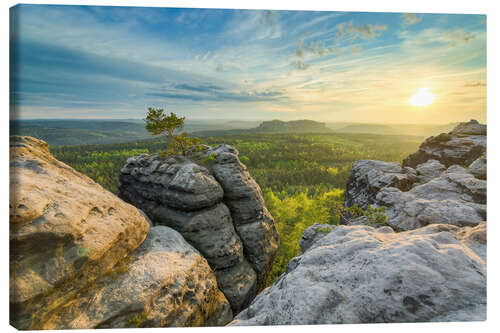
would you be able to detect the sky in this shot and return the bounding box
[9,4,486,123]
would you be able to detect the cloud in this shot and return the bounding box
[224,10,282,41]
[464,82,486,87]
[291,60,310,70]
[327,47,342,55]
[261,10,275,26]
[339,21,387,41]
[402,13,422,25]
[309,41,326,57]
[201,51,212,61]
[147,83,286,103]
[174,83,225,93]
[296,47,305,58]
[444,30,475,47]
[350,46,362,54]
[216,64,224,72]
[336,23,346,39]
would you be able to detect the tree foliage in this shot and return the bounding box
[144,108,202,157]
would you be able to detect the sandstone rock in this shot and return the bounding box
[202,144,279,289]
[231,223,486,325]
[469,156,486,180]
[450,119,487,136]
[375,166,486,231]
[10,136,151,329]
[120,155,223,211]
[118,144,279,312]
[143,203,244,270]
[415,159,446,183]
[40,226,232,329]
[215,259,258,313]
[403,120,486,168]
[344,121,487,231]
[299,223,335,253]
[345,160,412,209]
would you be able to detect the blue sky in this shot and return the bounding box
[10,4,486,123]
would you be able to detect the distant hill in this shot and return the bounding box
[255,120,332,133]
[195,119,333,137]
[336,124,400,135]
[330,122,459,137]
[10,120,152,146]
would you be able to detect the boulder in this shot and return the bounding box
[40,226,232,329]
[415,159,446,183]
[10,136,150,329]
[344,160,413,209]
[231,222,486,325]
[469,156,486,180]
[10,136,232,329]
[403,120,486,168]
[118,144,279,312]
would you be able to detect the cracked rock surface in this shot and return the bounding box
[344,120,486,231]
[231,222,486,325]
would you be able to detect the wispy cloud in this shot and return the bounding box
[463,82,486,87]
[147,83,286,102]
[339,21,387,41]
[402,13,422,25]
[444,29,475,47]
[291,60,310,70]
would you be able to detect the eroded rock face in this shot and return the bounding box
[469,156,487,180]
[376,166,486,231]
[231,222,486,325]
[344,120,486,231]
[10,136,232,329]
[203,144,279,289]
[402,120,486,169]
[118,144,279,313]
[10,136,150,329]
[41,226,232,329]
[345,160,412,209]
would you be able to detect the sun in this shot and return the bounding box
[409,87,435,106]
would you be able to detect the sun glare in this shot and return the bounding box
[409,87,435,106]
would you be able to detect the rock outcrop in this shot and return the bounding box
[231,119,487,326]
[231,222,486,325]
[118,144,279,313]
[10,136,232,329]
[402,119,486,168]
[344,120,486,231]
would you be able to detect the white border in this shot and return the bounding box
[2,1,498,333]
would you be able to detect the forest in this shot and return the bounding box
[51,132,422,284]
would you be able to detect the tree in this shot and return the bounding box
[144,108,202,157]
